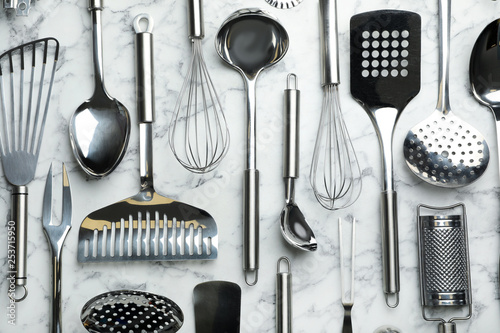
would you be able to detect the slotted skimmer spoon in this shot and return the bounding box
[350,10,421,307]
[81,290,183,333]
[0,37,59,302]
[77,14,218,262]
[403,0,489,187]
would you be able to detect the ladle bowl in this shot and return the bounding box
[215,8,289,285]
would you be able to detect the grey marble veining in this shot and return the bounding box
[0,0,500,332]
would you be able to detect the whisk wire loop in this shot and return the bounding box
[169,39,229,173]
[310,84,361,210]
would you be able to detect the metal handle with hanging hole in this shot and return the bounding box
[276,257,292,333]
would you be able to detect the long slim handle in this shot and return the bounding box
[188,0,204,39]
[243,76,259,285]
[11,186,28,302]
[276,257,292,333]
[283,74,299,180]
[319,0,340,86]
[88,0,107,95]
[134,14,155,188]
[374,107,400,307]
[381,191,399,307]
[243,169,259,286]
[50,255,62,333]
[436,0,451,113]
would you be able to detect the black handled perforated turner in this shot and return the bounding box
[350,10,421,307]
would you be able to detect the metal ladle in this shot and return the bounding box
[215,8,289,285]
[69,0,130,178]
[280,74,316,251]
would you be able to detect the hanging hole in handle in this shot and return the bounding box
[9,285,28,302]
[286,73,298,90]
[133,13,154,34]
[385,292,399,308]
[277,256,291,273]
[244,270,258,286]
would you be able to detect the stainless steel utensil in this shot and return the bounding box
[69,0,131,178]
[265,0,302,9]
[3,0,32,15]
[470,19,500,178]
[470,19,500,288]
[215,8,289,286]
[193,281,241,333]
[417,203,472,333]
[339,217,356,333]
[0,37,59,302]
[404,0,489,188]
[276,257,292,333]
[310,0,362,211]
[42,163,72,333]
[280,74,316,251]
[350,10,421,307]
[169,0,230,173]
[81,290,184,333]
[77,14,218,263]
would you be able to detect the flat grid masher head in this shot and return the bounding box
[404,111,490,187]
[418,215,470,307]
[81,290,184,333]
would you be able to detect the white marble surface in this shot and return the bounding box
[0,0,500,332]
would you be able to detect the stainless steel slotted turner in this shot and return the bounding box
[0,38,59,301]
[77,14,218,263]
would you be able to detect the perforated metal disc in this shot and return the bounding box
[403,110,489,187]
[81,290,183,333]
[265,0,303,9]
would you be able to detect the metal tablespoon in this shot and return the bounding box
[215,8,289,285]
[470,18,500,287]
[69,0,130,178]
[470,19,500,178]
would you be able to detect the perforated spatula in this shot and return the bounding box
[350,10,421,307]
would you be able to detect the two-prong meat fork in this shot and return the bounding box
[42,163,72,333]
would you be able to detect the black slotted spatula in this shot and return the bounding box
[350,10,421,307]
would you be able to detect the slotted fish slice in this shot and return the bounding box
[350,10,421,307]
[77,14,218,263]
[0,38,59,301]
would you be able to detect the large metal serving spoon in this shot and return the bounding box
[281,74,316,251]
[470,19,500,177]
[69,0,130,178]
[470,19,500,285]
[216,8,289,285]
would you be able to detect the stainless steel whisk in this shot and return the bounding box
[310,0,361,210]
[169,0,229,173]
